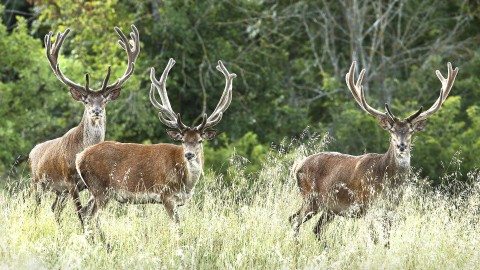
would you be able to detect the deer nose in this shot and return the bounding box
[92,108,102,116]
[185,152,195,160]
[397,143,407,151]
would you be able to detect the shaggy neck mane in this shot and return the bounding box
[79,109,106,148]
[381,139,411,180]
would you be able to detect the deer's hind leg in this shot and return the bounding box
[289,196,321,235]
[313,210,335,240]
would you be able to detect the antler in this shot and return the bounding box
[407,62,459,123]
[45,25,140,96]
[194,61,236,130]
[345,61,386,119]
[385,104,399,122]
[45,28,91,95]
[150,59,236,131]
[150,58,188,130]
[101,25,141,95]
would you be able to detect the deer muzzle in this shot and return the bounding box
[397,143,407,152]
[185,152,195,161]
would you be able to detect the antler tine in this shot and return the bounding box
[85,74,90,91]
[151,59,177,119]
[45,29,89,94]
[384,104,398,122]
[210,61,235,116]
[198,60,236,130]
[103,24,141,93]
[194,114,207,131]
[405,106,423,123]
[437,62,458,103]
[345,62,363,108]
[345,61,385,119]
[176,113,189,131]
[149,84,179,129]
[100,66,112,92]
[149,59,187,130]
[410,62,459,122]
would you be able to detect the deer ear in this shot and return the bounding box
[411,119,428,132]
[106,89,121,101]
[166,130,183,141]
[378,116,394,131]
[70,88,85,101]
[201,130,217,140]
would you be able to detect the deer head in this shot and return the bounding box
[346,61,458,157]
[44,25,140,123]
[149,58,236,161]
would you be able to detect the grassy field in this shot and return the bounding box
[1,138,480,269]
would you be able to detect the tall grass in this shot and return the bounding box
[1,134,479,269]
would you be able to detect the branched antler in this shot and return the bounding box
[150,59,236,131]
[150,58,188,130]
[102,25,141,94]
[195,61,237,130]
[407,62,458,123]
[345,61,385,119]
[45,29,89,95]
[45,25,140,96]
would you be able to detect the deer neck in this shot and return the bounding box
[383,140,411,178]
[79,109,106,148]
[184,145,204,188]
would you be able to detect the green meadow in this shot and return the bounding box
[1,139,480,269]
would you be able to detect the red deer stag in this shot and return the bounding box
[290,61,458,237]
[76,58,236,229]
[29,25,140,227]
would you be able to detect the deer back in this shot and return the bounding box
[77,142,188,195]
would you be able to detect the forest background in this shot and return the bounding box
[1,0,480,185]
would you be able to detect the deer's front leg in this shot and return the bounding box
[52,191,68,224]
[67,183,84,228]
[163,199,179,223]
[33,181,43,217]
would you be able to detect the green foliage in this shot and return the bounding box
[0,16,65,173]
[204,131,267,181]
[413,97,465,182]
[1,0,480,183]
[326,106,386,155]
